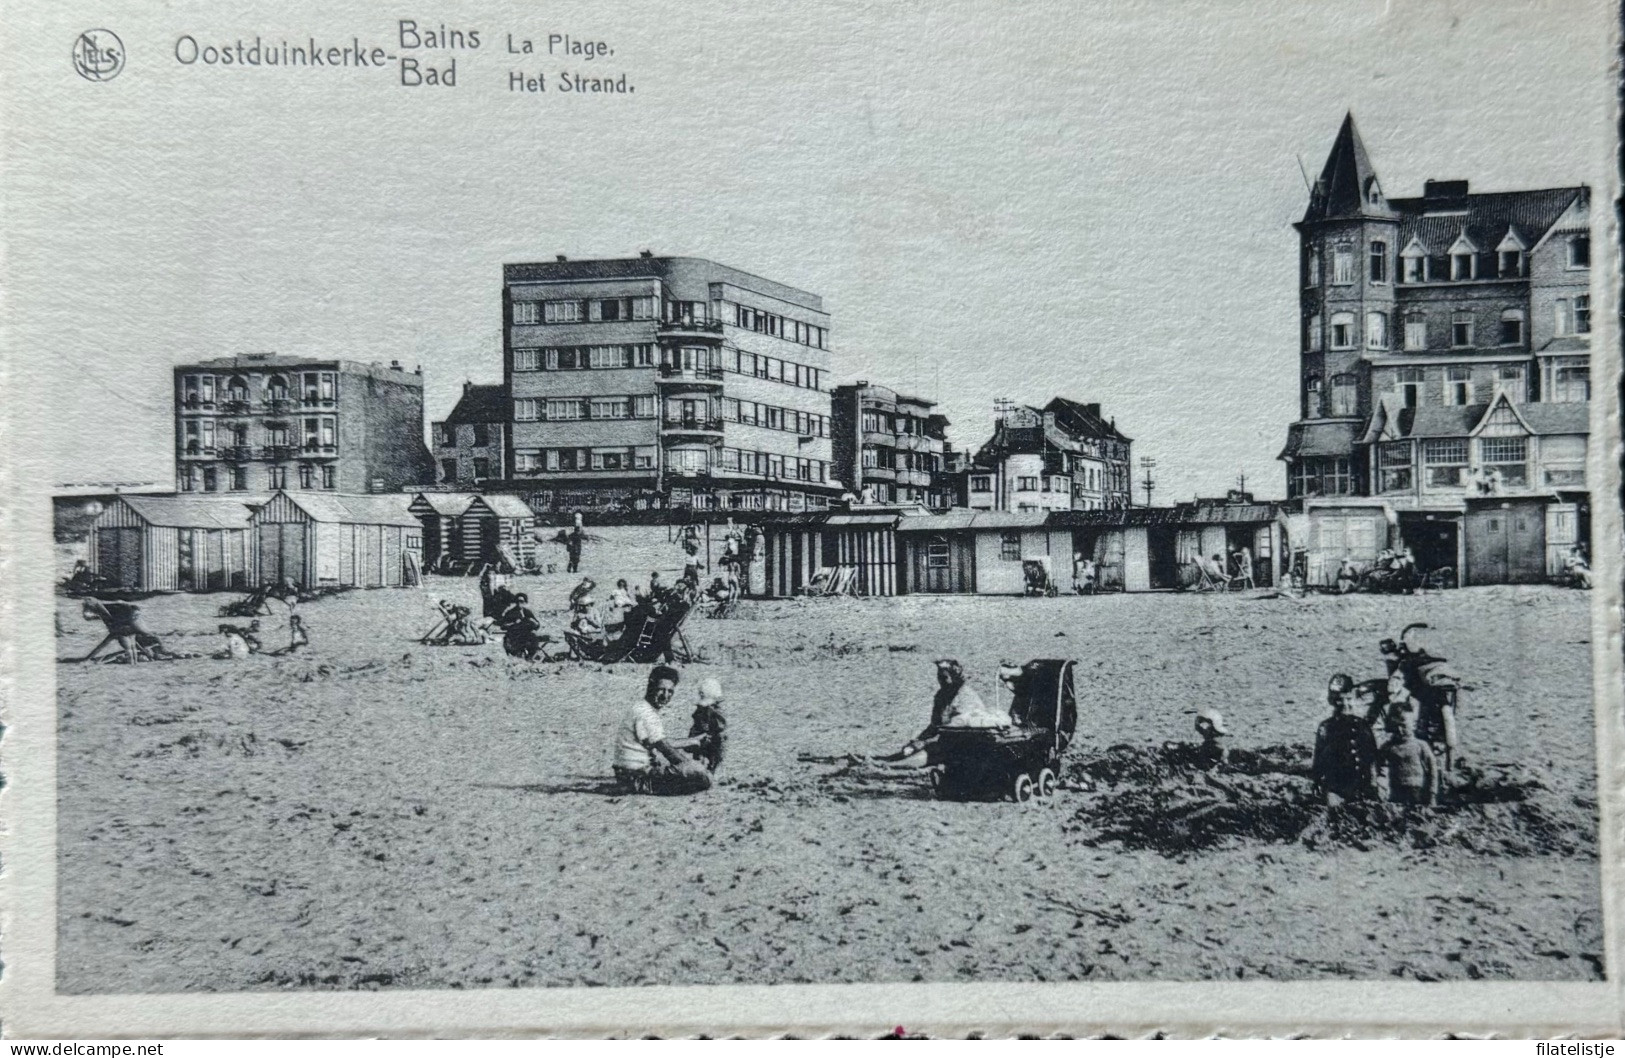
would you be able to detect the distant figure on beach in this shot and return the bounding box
[1233,545,1255,590]
[1563,544,1592,589]
[217,623,253,660]
[81,599,178,663]
[1335,558,1360,594]
[1377,706,1437,805]
[568,577,596,609]
[670,676,728,774]
[566,514,585,573]
[500,592,545,660]
[612,665,712,795]
[680,523,701,559]
[604,579,636,635]
[275,614,310,655]
[1312,673,1378,802]
[1072,552,1096,595]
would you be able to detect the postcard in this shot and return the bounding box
[2,0,1620,1039]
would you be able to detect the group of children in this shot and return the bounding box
[1311,624,1462,805]
[77,596,309,664]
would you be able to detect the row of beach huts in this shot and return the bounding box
[85,491,537,593]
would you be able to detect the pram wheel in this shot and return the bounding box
[1013,773,1035,803]
[1037,767,1057,799]
[928,766,945,797]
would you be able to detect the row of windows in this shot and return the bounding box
[514,395,658,422]
[513,345,658,371]
[182,417,336,450]
[724,398,828,437]
[512,342,827,391]
[861,448,942,473]
[436,423,494,447]
[860,411,935,436]
[1306,299,1590,354]
[1303,361,1584,417]
[1308,235,1589,288]
[441,457,493,481]
[513,445,832,483]
[509,394,830,436]
[180,372,338,408]
[967,466,1129,495]
[180,463,336,492]
[1288,457,1356,498]
[1375,436,1553,492]
[509,295,832,349]
[512,296,660,325]
[733,304,828,348]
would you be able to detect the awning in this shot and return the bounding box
[1278,420,1359,461]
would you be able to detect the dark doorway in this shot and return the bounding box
[1400,514,1459,582]
[1147,527,1180,589]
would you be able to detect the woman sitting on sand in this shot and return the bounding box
[860,658,1010,770]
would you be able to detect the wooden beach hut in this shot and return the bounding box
[407,492,476,571]
[252,491,422,589]
[87,494,263,593]
[461,493,536,572]
[757,509,908,598]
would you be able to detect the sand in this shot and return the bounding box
[55,542,1603,991]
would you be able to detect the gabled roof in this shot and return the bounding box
[1357,396,1588,443]
[1303,113,1395,223]
[265,491,419,527]
[409,491,478,516]
[469,494,535,520]
[118,494,263,529]
[1514,402,1589,436]
[443,384,508,426]
[1467,391,1535,437]
[1401,405,1484,440]
[1044,397,1131,443]
[1539,336,1590,354]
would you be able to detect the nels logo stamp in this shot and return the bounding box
[73,29,124,82]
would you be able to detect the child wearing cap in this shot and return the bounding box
[1312,673,1378,802]
[672,677,728,774]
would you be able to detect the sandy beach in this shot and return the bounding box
[55,541,1603,991]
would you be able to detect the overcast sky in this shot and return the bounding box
[6,0,1612,501]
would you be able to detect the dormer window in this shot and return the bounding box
[1364,177,1382,205]
[1495,228,1527,277]
[1400,239,1428,283]
[1448,232,1479,280]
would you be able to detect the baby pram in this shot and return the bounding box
[929,658,1077,802]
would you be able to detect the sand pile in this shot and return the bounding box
[1063,745,1595,858]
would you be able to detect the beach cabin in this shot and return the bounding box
[461,493,537,572]
[252,491,422,589]
[407,492,476,571]
[895,511,1065,595]
[755,509,915,597]
[87,494,262,593]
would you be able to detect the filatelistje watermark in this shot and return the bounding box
[1535,1045,1616,1056]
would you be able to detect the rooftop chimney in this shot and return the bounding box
[556,254,568,262]
[1423,179,1470,199]
[639,249,653,258]
[1085,402,1101,418]
[390,359,402,371]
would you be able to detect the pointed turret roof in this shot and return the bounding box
[1303,113,1396,223]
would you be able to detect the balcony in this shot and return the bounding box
[657,317,725,337]
[896,469,932,488]
[219,399,253,416]
[180,398,217,412]
[222,445,256,462]
[661,417,725,439]
[263,397,297,415]
[864,465,897,482]
[299,443,339,459]
[658,363,725,387]
[265,444,298,462]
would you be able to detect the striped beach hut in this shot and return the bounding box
[407,492,477,571]
[87,494,263,593]
[758,509,906,598]
[461,493,536,572]
[252,492,423,589]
